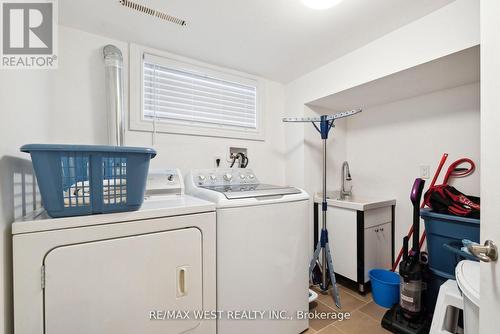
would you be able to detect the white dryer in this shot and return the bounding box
[13,169,216,334]
[185,168,310,334]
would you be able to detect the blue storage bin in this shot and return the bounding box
[421,209,480,277]
[21,144,156,218]
[425,268,452,314]
[426,244,478,314]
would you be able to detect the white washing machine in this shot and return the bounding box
[185,168,310,334]
[12,169,216,334]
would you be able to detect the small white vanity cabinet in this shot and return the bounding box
[314,192,396,293]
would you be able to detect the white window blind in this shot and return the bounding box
[143,54,258,130]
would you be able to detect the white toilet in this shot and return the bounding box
[430,260,480,334]
[455,260,480,334]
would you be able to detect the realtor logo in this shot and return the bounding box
[1,0,58,68]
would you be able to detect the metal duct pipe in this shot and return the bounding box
[103,45,125,146]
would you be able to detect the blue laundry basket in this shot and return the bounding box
[369,269,400,308]
[21,144,156,218]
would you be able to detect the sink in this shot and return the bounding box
[315,191,396,211]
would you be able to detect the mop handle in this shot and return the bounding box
[423,153,449,207]
[391,153,448,271]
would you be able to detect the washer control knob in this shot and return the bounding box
[239,173,246,179]
[168,174,174,182]
[209,174,217,182]
[248,174,255,180]
[198,175,206,181]
[223,173,233,181]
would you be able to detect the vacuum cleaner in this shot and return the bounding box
[382,178,432,334]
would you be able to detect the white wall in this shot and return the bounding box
[0,26,286,334]
[284,0,480,254]
[0,70,52,334]
[346,82,480,253]
[285,0,479,191]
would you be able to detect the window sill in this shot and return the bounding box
[129,119,265,141]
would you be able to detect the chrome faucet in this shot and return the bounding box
[339,161,352,200]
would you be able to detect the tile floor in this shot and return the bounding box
[304,283,391,334]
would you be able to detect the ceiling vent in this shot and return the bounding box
[119,0,187,26]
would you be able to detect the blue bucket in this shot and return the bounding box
[369,269,400,308]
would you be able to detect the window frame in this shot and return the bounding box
[129,44,265,141]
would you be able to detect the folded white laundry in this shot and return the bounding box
[63,197,90,207]
[68,179,127,196]
[103,197,125,205]
[102,187,127,196]
[64,179,127,207]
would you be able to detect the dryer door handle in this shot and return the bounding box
[177,267,188,297]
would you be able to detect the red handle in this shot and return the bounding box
[442,158,475,185]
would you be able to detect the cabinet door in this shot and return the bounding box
[364,223,392,282]
[376,223,392,269]
[44,228,203,334]
[364,226,380,282]
[323,207,358,281]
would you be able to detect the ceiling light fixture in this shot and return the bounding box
[302,0,343,10]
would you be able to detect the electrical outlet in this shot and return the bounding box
[420,165,430,179]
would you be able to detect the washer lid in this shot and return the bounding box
[456,260,480,306]
[200,184,301,199]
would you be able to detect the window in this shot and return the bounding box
[130,45,264,140]
[143,56,258,129]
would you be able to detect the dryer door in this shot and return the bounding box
[44,228,203,334]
